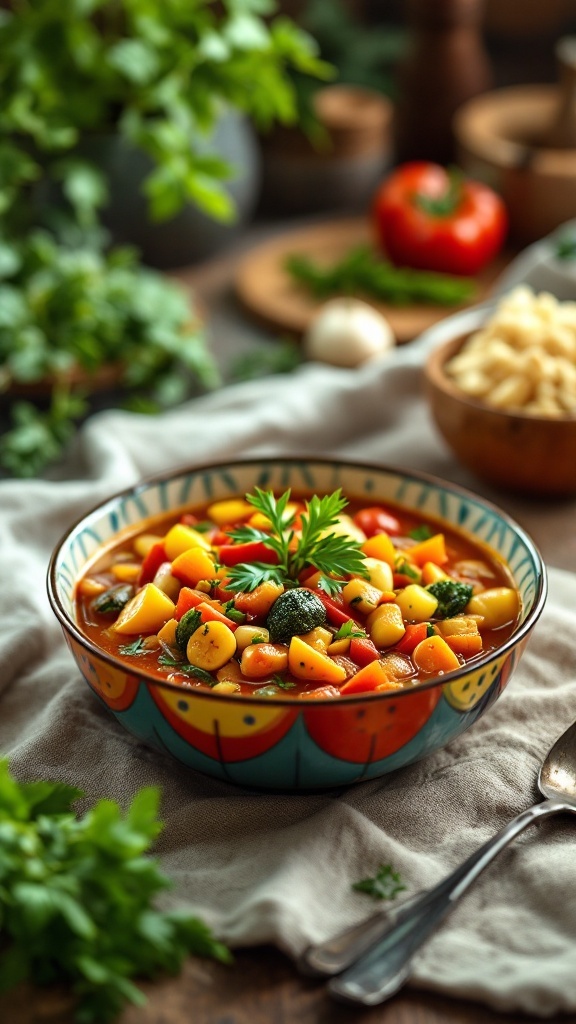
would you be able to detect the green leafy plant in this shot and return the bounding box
[352,863,406,901]
[0,0,330,478]
[0,232,219,477]
[0,0,331,231]
[0,760,231,1023]
[224,488,369,594]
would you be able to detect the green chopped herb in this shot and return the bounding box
[0,760,230,1023]
[426,623,436,637]
[92,583,134,615]
[273,675,297,690]
[395,559,420,580]
[333,620,367,641]
[286,246,475,306]
[352,864,406,901]
[175,609,202,652]
[157,654,215,687]
[427,580,474,618]
[118,637,147,656]
[408,524,434,541]
[222,600,246,624]
[556,235,576,261]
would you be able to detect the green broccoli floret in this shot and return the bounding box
[427,580,474,619]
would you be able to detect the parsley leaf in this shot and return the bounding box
[118,637,147,656]
[224,488,368,593]
[158,654,216,686]
[273,674,296,690]
[352,864,406,901]
[408,524,433,541]
[332,620,367,641]
[0,760,231,1023]
[175,608,202,652]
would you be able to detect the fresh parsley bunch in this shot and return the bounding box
[224,487,368,595]
[0,233,219,477]
[0,761,231,1023]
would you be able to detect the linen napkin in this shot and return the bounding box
[1,324,576,1017]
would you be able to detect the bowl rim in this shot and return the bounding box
[425,332,576,425]
[47,454,548,707]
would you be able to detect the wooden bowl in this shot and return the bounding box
[454,85,576,245]
[425,333,576,497]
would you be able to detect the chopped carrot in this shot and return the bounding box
[412,635,460,674]
[408,534,448,568]
[196,601,238,631]
[339,660,393,695]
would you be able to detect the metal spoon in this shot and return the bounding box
[299,717,576,1005]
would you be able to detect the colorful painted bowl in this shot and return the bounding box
[47,458,546,791]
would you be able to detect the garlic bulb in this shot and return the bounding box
[303,298,395,367]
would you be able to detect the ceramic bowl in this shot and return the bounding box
[454,85,576,245]
[425,330,576,498]
[47,457,546,791]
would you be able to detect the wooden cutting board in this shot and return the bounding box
[235,217,510,343]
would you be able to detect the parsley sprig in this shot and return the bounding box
[0,761,230,1023]
[352,864,406,901]
[224,488,368,594]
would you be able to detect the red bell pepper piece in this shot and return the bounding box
[350,636,380,667]
[394,622,429,654]
[218,541,279,567]
[174,587,205,620]
[306,587,354,627]
[138,542,167,586]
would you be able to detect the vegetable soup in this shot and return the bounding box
[75,488,520,699]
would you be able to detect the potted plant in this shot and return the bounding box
[0,0,329,476]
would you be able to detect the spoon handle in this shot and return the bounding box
[328,798,568,1005]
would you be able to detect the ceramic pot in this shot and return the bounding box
[80,110,261,269]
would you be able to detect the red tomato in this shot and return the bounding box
[353,506,401,538]
[373,162,507,276]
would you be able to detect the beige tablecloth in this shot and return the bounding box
[2,308,576,1017]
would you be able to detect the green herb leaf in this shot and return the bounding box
[119,637,147,656]
[273,674,296,690]
[394,558,420,581]
[286,246,475,306]
[175,609,202,652]
[408,524,433,541]
[92,583,135,615]
[333,620,367,641]
[0,760,231,1023]
[352,864,406,901]
[158,653,216,686]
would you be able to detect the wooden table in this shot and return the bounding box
[3,224,575,1024]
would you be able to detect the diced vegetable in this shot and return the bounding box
[394,621,429,654]
[339,660,394,694]
[421,560,449,585]
[138,541,167,586]
[240,642,289,678]
[466,587,519,629]
[349,636,381,666]
[412,635,460,674]
[288,636,346,683]
[407,533,448,568]
[363,556,394,592]
[267,588,327,643]
[206,499,253,525]
[186,621,237,671]
[427,580,474,619]
[342,578,382,615]
[361,532,396,566]
[299,626,332,652]
[164,523,212,560]
[151,562,181,600]
[91,583,135,615]
[395,584,439,622]
[233,580,284,617]
[218,541,280,567]
[157,618,178,647]
[175,609,203,652]
[212,681,241,694]
[234,625,270,651]
[113,584,175,636]
[171,546,217,587]
[367,603,406,647]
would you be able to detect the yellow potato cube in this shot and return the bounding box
[212,681,241,694]
[111,562,141,583]
[299,626,333,652]
[133,533,164,558]
[113,584,175,636]
[206,499,253,526]
[186,621,237,671]
[342,578,382,615]
[170,547,216,587]
[466,587,519,629]
[157,617,178,647]
[234,625,270,652]
[363,557,394,592]
[288,636,346,683]
[321,514,366,544]
[367,604,405,647]
[164,523,212,560]
[395,584,439,622]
